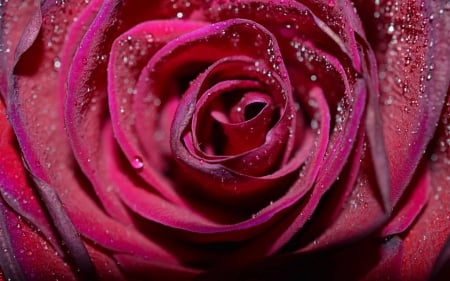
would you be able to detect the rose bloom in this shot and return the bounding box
[0,0,449,280]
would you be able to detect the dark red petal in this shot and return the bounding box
[333,236,403,281]
[85,243,126,281]
[114,254,200,281]
[430,235,450,281]
[192,81,276,158]
[0,201,77,281]
[381,162,430,237]
[401,94,450,280]
[196,86,331,263]
[355,0,450,208]
[281,121,365,251]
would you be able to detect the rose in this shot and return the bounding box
[0,0,448,280]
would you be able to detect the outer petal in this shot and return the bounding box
[8,0,182,273]
[354,0,450,208]
[0,200,77,281]
[0,95,61,254]
[401,93,450,280]
[0,0,39,99]
[430,235,450,281]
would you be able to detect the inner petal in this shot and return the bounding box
[193,81,278,156]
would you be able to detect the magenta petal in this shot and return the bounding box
[64,0,136,224]
[108,20,207,204]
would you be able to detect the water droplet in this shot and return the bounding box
[53,58,61,69]
[145,33,154,43]
[387,24,395,34]
[131,157,144,169]
[328,0,335,7]
[384,96,393,105]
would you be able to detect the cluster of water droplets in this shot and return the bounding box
[374,0,443,118]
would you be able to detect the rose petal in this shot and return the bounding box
[193,82,276,158]
[283,121,365,251]
[106,85,328,244]
[430,235,450,281]
[380,162,430,237]
[0,200,27,280]
[108,20,207,205]
[85,243,126,281]
[0,0,39,99]
[401,93,450,280]
[355,0,450,209]
[0,101,62,254]
[114,254,200,281]
[8,0,182,265]
[28,176,97,280]
[0,200,77,280]
[333,236,403,281]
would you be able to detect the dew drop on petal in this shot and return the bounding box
[53,58,61,69]
[131,156,144,169]
[387,24,395,34]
